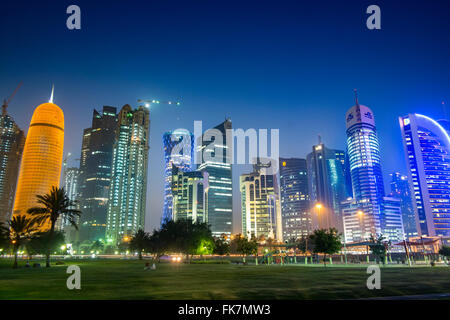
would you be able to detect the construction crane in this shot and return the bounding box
[137,99,181,109]
[2,82,22,115]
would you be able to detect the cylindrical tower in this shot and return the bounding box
[13,102,64,231]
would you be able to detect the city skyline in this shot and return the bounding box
[1,0,450,233]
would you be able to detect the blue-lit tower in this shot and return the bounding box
[399,114,450,238]
[162,129,194,224]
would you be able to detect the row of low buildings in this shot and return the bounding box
[0,91,449,247]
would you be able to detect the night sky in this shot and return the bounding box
[1,0,449,233]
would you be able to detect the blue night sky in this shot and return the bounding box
[1,0,449,232]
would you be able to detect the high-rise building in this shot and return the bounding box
[0,104,25,225]
[78,106,117,242]
[162,129,193,224]
[58,167,80,241]
[197,119,233,237]
[399,114,450,237]
[342,94,403,243]
[13,98,64,231]
[306,141,348,232]
[106,105,150,244]
[171,166,208,223]
[240,159,282,241]
[389,172,417,239]
[279,157,311,240]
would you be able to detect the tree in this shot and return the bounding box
[0,221,9,253]
[147,230,166,262]
[90,240,105,254]
[369,234,388,264]
[27,186,81,267]
[213,237,230,257]
[310,228,342,266]
[9,215,38,268]
[234,235,258,263]
[439,246,450,260]
[129,229,149,260]
[27,231,65,259]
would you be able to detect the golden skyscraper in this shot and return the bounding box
[13,92,64,231]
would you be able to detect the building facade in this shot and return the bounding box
[399,114,450,237]
[171,166,208,223]
[306,142,348,232]
[279,157,311,241]
[0,105,25,225]
[13,101,64,231]
[106,105,150,244]
[389,172,417,239]
[197,119,233,237]
[343,97,403,243]
[240,160,283,241]
[78,106,117,242]
[162,129,193,224]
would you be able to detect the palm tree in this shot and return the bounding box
[129,229,150,260]
[27,186,81,267]
[9,215,38,268]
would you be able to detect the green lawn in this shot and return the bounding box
[1,258,449,299]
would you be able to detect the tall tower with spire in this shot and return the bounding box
[13,87,64,231]
[0,99,25,225]
[342,91,403,243]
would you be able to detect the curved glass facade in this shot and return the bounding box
[400,114,450,237]
[162,129,193,224]
[13,102,64,231]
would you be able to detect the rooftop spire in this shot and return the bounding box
[49,84,54,103]
[353,88,359,106]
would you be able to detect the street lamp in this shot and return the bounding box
[315,203,323,229]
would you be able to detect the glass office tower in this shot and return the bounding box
[0,104,24,225]
[107,105,150,244]
[279,157,311,240]
[240,159,282,241]
[198,119,233,238]
[399,114,450,237]
[307,142,348,233]
[78,106,117,242]
[162,129,193,224]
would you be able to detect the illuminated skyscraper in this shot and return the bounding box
[279,157,311,240]
[197,119,233,237]
[240,159,282,241]
[399,114,450,237]
[106,104,149,244]
[389,172,417,239]
[171,166,208,223]
[162,129,193,224]
[78,106,117,241]
[13,97,64,231]
[0,104,25,225]
[57,166,80,241]
[307,141,348,232]
[342,94,403,242]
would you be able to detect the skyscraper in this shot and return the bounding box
[0,103,25,225]
[279,157,311,240]
[106,105,150,244]
[240,159,282,241]
[306,141,348,232]
[162,129,193,224]
[399,114,450,237]
[342,94,403,242]
[171,166,208,223]
[197,119,233,237]
[78,106,117,242]
[389,172,417,239]
[58,166,80,241]
[13,98,64,231]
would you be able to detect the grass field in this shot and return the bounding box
[1,258,449,300]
